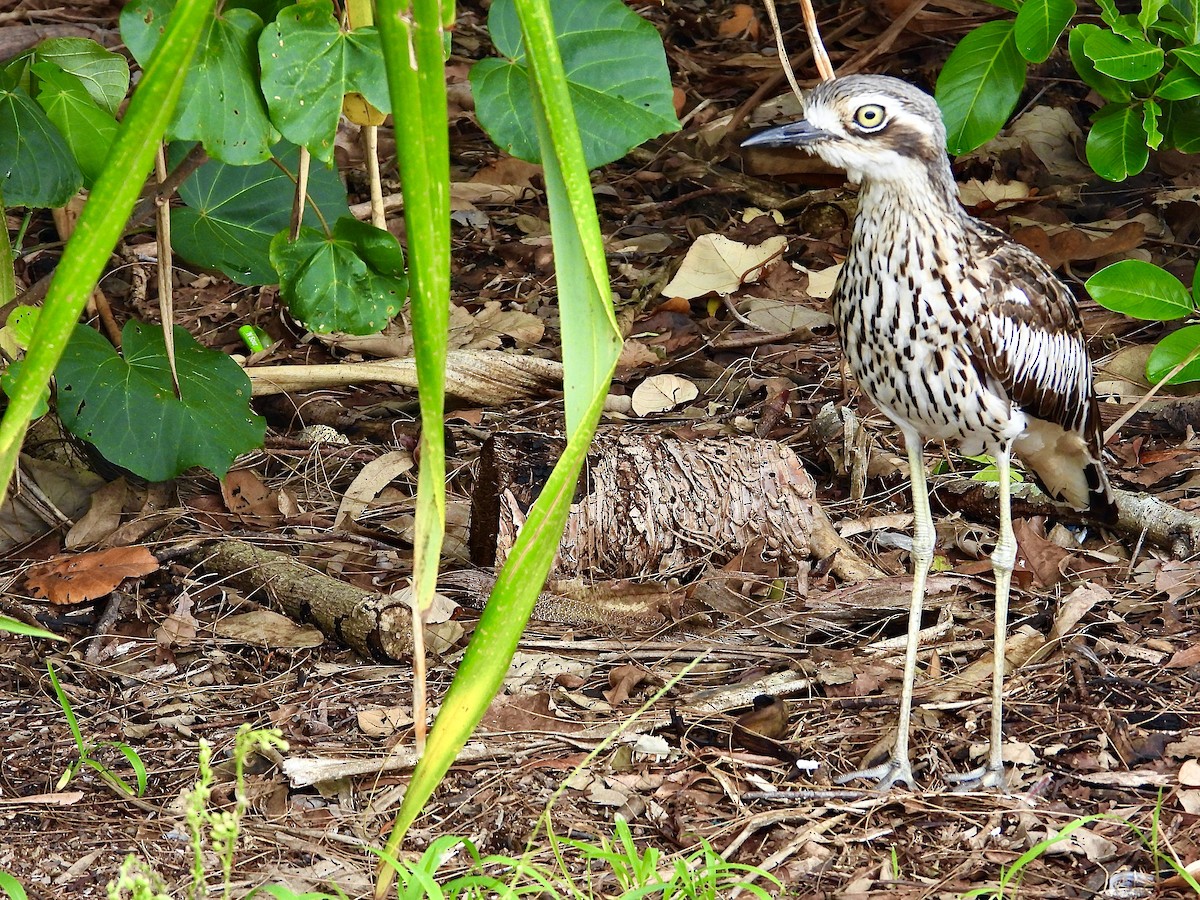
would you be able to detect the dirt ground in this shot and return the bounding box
[1,0,1199,897]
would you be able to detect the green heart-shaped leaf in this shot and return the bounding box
[122,1,274,164]
[0,84,82,207]
[31,63,119,186]
[259,0,390,162]
[172,142,349,285]
[55,321,265,481]
[270,216,407,334]
[470,0,680,170]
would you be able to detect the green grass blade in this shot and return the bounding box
[375,0,449,656]
[374,0,621,887]
[0,0,214,505]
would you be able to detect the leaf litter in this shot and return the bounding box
[1,0,1199,897]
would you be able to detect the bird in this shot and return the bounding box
[742,74,1117,790]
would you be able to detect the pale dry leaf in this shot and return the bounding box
[743,299,835,334]
[742,206,784,225]
[26,546,159,605]
[586,778,632,807]
[450,182,527,207]
[801,263,842,299]
[0,456,105,553]
[156,592,197,647]
[1180,758,1200,786]
[336,451,414,525]
[661,234,787,299]
[958,178,1032,207]
[1179,789,1200,814]
[609,232,674,254]
[630,373,699,416]
[65,478,129,549]
[463,300,544,349]
[214,609,324,648]
[1052,584,1108,639]
[966,106,1091,181]
[357,706,413,737]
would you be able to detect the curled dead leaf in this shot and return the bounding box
[26,546,159,605]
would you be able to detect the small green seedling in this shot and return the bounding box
[47,661,147,797]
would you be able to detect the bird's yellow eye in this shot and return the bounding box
[853,104,886,130]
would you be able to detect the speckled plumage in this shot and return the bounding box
[744,74,1116,790]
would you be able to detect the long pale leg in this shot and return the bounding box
[836,430,931,790]
[948,440,1015,790]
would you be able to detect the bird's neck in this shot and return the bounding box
[852,163,968,253]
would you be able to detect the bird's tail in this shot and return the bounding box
[1014,412,1117,522]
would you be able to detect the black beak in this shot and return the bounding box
[741,120,831,149]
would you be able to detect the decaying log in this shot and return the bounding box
[183,540,413,660]
[471,431,821,580]
[937,478,1200,556]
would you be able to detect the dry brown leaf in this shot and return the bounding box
[717,3,760,38]
[1013,518,1071,586]
[605,664,653,706]
[336,451,414,525]
[357,706,413,737]
[1166,642,1200,668]
[156,593,197,648]
[26,546,159,605]
[1012,220,1145,269]
[222,469,283,526]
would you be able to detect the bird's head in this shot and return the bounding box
[742,75,951,189]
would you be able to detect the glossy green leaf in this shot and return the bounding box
[1173,46,1200,75]
[1148,324,1200,383]
[1084,29,1164,81]
[1069,24,1132,102]
[1139,0,1171,31]
[470,0,680,170]
[28,38,129,115]
[122,1,274,164]
[1161,0,1200,43]
[1086,102,1150,179]
[31,63,119,186]
[1094,0,1146,38]
[270,217,407,334]
[172,143,349,284]
[0,868,30,899]
[1143,97,1164,148]
[936,20,1027,153]
[55,321,265,481]
[1157,65,1200,99]
[259,0,391,162]
[1163,97,1200,150]
[0,85,82,207]
[1015,0,1076,62]
[1086,259,1192,319]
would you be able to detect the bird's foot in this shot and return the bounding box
[834,757,917,792]
[945,761,1007,792]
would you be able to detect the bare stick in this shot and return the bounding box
[762,0,835,86]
